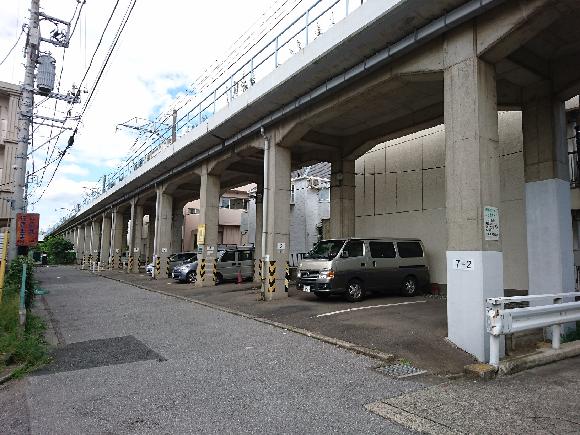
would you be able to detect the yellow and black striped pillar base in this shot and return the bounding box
[128,256,133,272]
[268,260,276,294]
[154,257,161,279]
[199,258,206,282]
[285,261,289,293]
[88,254,93,269]
[212,258,217,285]
[166,261,171,278]
[117,255,122,270]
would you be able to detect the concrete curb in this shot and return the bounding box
[0,365,25,385]
[499,341,580,376]
[97,272,396,364]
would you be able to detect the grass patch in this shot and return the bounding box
[562,323,580,344]
[0,259,50,377]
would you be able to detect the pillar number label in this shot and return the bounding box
[452,259,474,271]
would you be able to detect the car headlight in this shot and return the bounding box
[318,270,334,279]
[297,270,301,278]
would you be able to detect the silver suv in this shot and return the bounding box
[297,238,429,302]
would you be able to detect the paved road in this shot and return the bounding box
[100,269,475,374]
[7,266,422,434]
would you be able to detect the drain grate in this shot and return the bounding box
[376,363,427,379]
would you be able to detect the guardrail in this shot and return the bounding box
[486,293,580,367]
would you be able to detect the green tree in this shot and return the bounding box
[42,235,75,264]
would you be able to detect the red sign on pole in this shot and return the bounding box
[16,213,40,247]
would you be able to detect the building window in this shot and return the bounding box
[318,187,330,202]
[290,183,295,204]
[219,197,248,210]
[220,197,230,209]
[187,208,200,215]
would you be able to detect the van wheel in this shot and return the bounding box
[401,276,418,297]
[214,273,223,285]
[186,271,196,284]
[345,279,365,302]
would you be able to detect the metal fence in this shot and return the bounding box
[486,292,580,367]
[93,0,368,200]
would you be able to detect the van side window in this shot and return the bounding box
[369,241,396,258]
[397,241,423,258]
[344,240,364,257]
[221,251,236,262]
[238,250,253,261]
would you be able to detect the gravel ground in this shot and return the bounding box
[17,266,423,434]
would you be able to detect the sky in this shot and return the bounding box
[0,0,290,232]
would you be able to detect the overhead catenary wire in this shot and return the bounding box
[31,0,138,205]
[0,25,26,68]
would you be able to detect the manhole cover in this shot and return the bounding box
[376,363,427,379]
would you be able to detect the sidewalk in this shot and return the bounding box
[96,268,476,375]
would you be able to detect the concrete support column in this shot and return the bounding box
[444,23,503,362]
[253,186,263,283]
[171,204,185,255]
[100,213,112,269]
[90,219,101,267]
[196,165,220,287]
[153,186,173,278]
[329,159,356,238]
[146,214,155,265]
[111,208,124,270]
[264,143,291,300]
[523,83,574,297]
[128,200,144,273]
[82,223,91,268]
[74,227,82,264]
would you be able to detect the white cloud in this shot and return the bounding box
[59,164,89,176]
[1,0,299,230]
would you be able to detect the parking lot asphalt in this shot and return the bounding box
[97,268,476,375]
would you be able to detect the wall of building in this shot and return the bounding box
[354,111,528,290]
[289,177,330,254]
[0,82,21,229]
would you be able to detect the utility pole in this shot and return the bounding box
[8,0,40,261]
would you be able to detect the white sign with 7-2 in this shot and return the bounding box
[452,258,474,271]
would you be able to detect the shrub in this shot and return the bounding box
[4,256,35,310]
[42,235,75,264]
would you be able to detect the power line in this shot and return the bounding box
[31,0,138,205]
[0,25,26,67]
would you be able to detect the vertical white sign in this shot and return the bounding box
[484,206,500,241]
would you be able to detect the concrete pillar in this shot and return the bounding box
[146,214,155,265]
[523,83,574,296]
[72,228,78,263]
[196,164,220,287]
[110,208,124,270]
[153,186,173,278]
[444,23,503,362]
[329,159,355,238]
[171,204,185,254]
[128,200,144,273]
[100,213,112,269]
[264,143,291,300]
[90,219,101,266]
[83,223,91,267]
[253,186,263,283]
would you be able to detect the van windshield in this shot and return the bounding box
[305,240,345,260]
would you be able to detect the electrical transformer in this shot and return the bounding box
[36,54,56,96]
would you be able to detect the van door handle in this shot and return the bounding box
[361,262,366,267]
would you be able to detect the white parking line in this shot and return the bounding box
[315,300,427,318]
